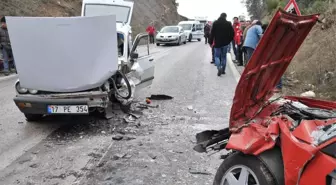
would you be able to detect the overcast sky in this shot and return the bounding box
[176,0,249,21]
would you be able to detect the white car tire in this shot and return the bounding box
[188,34,192,42]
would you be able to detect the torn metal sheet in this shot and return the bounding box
[146,94,173,100]
[6,15,118,92]
[123,115,136,123]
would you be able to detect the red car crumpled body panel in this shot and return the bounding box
[225,9,336,185]
[230,9,319,131]
[226,94,336,185]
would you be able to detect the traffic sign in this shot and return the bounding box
[284,0,301,15]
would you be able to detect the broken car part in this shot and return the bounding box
[195,9,336,185]
[193,128,231,153]
[146,94,174,100]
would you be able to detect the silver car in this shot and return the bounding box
[156,26,187,46]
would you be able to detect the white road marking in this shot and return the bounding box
[227,52,241,83]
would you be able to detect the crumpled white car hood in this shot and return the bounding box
[7,15,118,92]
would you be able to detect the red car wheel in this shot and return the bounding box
[213,152,277,185]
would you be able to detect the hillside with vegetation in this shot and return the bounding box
[242,0,336,100]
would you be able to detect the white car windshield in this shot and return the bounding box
[160,27,179,33]
[84,4,130,23]
[179,24,192,30]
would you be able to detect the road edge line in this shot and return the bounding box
[0,74,18,83]
[227,54,241,83]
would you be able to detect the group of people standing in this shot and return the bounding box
[203,14,282,91]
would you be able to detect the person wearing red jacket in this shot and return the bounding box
[233,17,243,66]
[146,23,156,44]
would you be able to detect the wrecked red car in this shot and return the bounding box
[194,9,336,185]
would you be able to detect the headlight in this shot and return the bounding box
[15,82,28,94]
[28,89,38,94]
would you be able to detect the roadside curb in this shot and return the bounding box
[0,74,18,82]
[233,62,245,75]
[227,54,241,83]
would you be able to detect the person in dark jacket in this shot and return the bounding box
[209,13,234,76]
[262,23,268,34]
[0,17,15,76]
[204,23,211,44]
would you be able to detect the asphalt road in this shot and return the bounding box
[0,40,240,185]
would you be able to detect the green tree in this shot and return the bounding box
[242,0,265,19]
[266,0,279,12]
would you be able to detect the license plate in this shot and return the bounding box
[47,105,89,114]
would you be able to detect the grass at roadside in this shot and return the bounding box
[284,6,336,101]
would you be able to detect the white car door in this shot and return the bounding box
[128,33,155,89]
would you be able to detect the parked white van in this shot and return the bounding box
[178,21,203,42]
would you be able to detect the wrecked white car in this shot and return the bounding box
[9,14,155,122]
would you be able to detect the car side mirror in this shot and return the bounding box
[130,52,139,59]
[192,28,196,31]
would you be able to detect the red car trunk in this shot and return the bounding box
[230,9,319,131]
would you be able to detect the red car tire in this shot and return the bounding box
[213,152,277,185]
